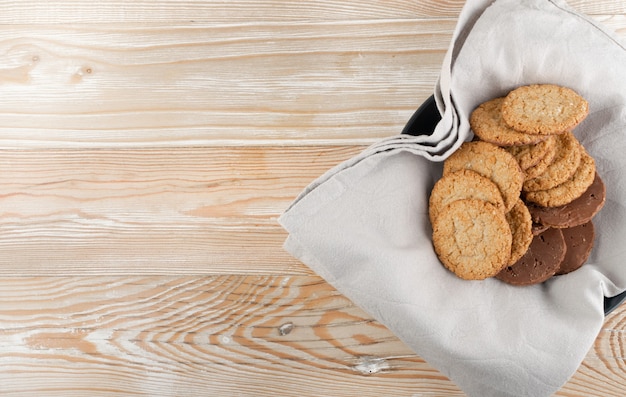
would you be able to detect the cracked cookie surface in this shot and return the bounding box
[470,97,551,146]
[523,132,582,192]
[429,169,505,225]
[443,141,523,212]
[432,199,512,280]
[525,149,596,207]
[501,84,588,135]
[505,198,533,266]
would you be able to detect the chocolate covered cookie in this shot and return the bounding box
[496,228,566,286]
[557,221,595,275]
[527,172,605,228]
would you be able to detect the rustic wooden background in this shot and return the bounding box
[1,1,625,395]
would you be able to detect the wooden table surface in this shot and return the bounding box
[1,1,625,395]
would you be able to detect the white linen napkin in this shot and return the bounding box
[279,0,626,396]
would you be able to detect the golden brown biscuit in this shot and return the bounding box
[525,149,596,207]
[429,169,505,225]
[501,84,588,135]
[523,142,558,180]
[523,132,582,192]
[443,141,524,212]
[432,199,512,280]
[470,97,551,146]
[505,199,533,265]
[505,136,556,170]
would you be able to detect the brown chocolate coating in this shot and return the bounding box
[531,222,550,236]
[556,221,595,275]
[496,228,566,286]
[527,172,605,228]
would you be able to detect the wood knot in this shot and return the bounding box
[278,322,294,336]
[351,356,390,375]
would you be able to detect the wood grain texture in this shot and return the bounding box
[1,0,625,395]
[0,146,368,275]
[1,13,624,148]
[0,275,624,396]
[0,0,623,24]
[0,21,449,148]
[0,0,456,23]
[0,275,461,396]
[0,1,466,24]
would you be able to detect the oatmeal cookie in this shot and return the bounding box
[432,199,512,280]
[523,132,582,192]
[501,84,588,135]
[429,169,505,224]
[505,136,556,171]
[443,141,524,212]
[470,97,551,146]
[505,199,533,265]
[524,149,596,207]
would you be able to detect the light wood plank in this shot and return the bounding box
[1,13,624,148]
[0,0,623,24]
[0,275,462,396]
[0,146,366,275]
[569,0,626,15]
[0,1,625,396]
[0,21,450,148]
[0,0,459,24]
[0,275,624,396]
[593,14,626,36]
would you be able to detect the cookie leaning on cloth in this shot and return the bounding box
[430,84,606,285]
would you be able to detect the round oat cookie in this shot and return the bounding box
[470,97,551,146]
[525,149,596,207]
[428,169,505,224]
[505,135,556,170]
[523,140,558,180]
[505,198,533,265]
[501,84,589,135]
[443,141,523,212]
[523,132,582,192]
[496,228,566,286]
[432,199,512,280]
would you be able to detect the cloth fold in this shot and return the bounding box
[280,0,626,395]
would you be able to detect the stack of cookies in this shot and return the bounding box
[430,84,606,285]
